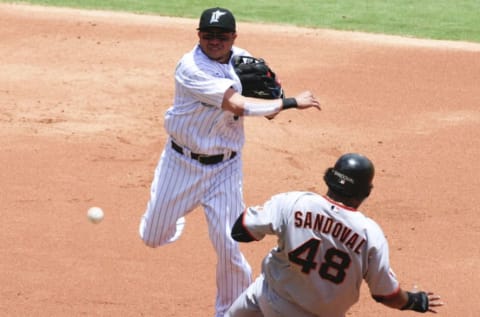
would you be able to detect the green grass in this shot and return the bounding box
[3,0,480,43]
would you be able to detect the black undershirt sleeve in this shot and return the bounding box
[231,212,256,242]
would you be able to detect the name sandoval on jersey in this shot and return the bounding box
[294,211,366,254]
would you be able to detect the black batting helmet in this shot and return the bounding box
[323,153,375,199]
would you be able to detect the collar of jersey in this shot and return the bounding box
[323,195,359,212]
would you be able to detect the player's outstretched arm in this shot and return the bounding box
[222,88,320,117]
[373,288,444,313]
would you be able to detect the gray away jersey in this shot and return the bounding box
[243,191,400,316]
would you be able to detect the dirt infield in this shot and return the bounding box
[1,3,479,316]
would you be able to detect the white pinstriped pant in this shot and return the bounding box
[139,145,252,316]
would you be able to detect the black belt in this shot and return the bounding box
[171,141,236,165]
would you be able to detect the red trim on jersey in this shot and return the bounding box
[323,195,358,212]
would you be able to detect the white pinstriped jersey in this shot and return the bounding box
[243,191,400,317]
[164,44,250,155]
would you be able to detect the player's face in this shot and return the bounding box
[198,29,237,63]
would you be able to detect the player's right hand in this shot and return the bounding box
[295,91,321,110]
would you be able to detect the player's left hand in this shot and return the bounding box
[410,285,444,313]
[426,292,444,313]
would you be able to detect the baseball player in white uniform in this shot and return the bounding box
[226,153,443,316]
[138,7,320,317]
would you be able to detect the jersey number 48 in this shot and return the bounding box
[288,238,351,284]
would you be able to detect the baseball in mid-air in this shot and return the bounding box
[87,206,104,224]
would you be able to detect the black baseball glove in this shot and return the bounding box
[232,56,284,99]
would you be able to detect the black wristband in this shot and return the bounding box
[281,97,298,110]
[401,291,429,313]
